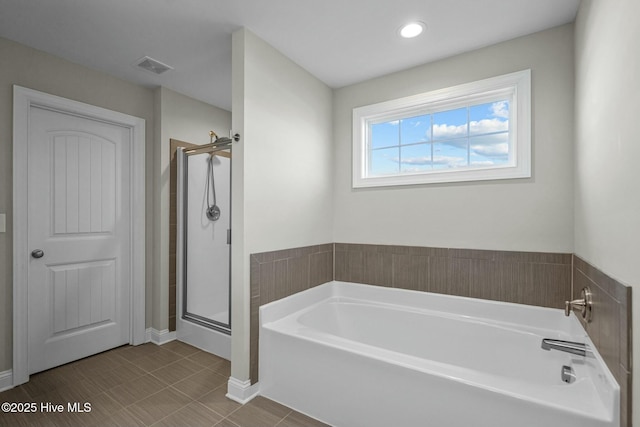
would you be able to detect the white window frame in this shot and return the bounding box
[352,69,531,188]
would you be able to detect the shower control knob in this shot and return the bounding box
[207,205,221,221]
[31,249,44,259]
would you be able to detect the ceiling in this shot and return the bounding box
[0,0,580,111]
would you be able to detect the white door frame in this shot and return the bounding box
[12,86,146,386]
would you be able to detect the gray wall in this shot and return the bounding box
[153,87,231,332]
[332,24,575,253]
[0,37,155,372]
[574,0,640,422]
[230,29,334,382]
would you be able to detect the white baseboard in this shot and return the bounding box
[145,328,177,345]
[175,320,231,360]
[0,370,13,392]
[226,377,259,404]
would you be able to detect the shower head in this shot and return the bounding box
[209,130,240,147]
[214,137,233,146]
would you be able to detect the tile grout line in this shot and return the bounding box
[216,400,245,426]
[2,343,314,427]
[272,409,294,427]
[166,380,231,421]
[116,349,219,425]
[217,415,242,427]
[143,389,194,427]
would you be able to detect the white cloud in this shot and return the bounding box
[491,101,509,119]
[469,118,508,134]
[470,160,495,166]
[432,118,507,139]
[432,123,466,139]
[433,155,466,166]
[400,166,429,173]
[395,155,466,168]
[395,156,430,165]
[471,142,508,157]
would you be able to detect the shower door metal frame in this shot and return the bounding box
[180,147,232,335]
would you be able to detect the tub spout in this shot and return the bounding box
[541,339,589,357]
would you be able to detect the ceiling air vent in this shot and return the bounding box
[135,56,173,75]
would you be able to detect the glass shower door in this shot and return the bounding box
[178,147,231,337]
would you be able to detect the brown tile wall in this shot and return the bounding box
[249,244,632,427]
[249,244,334,383]
[573,256,632,427]
[335,243,572,308]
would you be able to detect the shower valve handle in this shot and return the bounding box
[564,287,592,322]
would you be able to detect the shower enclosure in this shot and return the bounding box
[176,134,233,358]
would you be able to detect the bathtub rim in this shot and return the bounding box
[262,280,587,334]
[259,280,620,425]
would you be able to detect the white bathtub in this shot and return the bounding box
[259,281,619,427]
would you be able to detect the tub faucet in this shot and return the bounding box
[541,338,589,357]
[564,287,593,323]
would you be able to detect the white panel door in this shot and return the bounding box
[27,106,131,374]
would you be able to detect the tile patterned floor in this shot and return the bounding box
[0,342,329,427]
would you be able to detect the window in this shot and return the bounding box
[352,70,531,187]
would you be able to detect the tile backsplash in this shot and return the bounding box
[249,244,333,383]
[334,243,572,308]
[573,256,631,427]
[249,243,631,426]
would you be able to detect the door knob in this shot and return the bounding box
[31,249,44,259]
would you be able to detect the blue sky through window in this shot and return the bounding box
[368,100,509,176]
[401,114,430,144]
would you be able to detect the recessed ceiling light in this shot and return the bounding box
[399,22,425,39]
